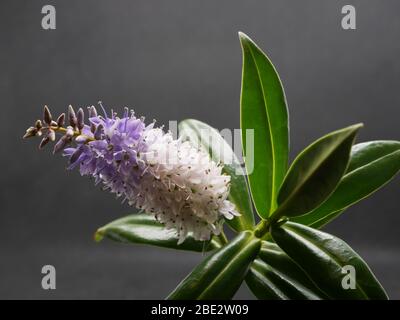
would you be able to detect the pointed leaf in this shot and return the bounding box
[95,214,220,252]
[167,231,261,300]
[178,119,254,231]
[239,32,289,218]
[271,222,388,299]
[246,242,327,300]
[306,209,345,229]
[293,141,400,227]
[273,124,362,219]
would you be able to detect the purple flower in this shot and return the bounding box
[23,103,238,243]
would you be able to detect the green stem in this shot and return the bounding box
[254,219,271,238]
[254,214,281,238]
[51,126,95,142]
[254,206,287,238]
[217,231,228,245]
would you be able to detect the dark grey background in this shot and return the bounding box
[0,0,399,299]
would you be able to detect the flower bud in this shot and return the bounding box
[68,105,77,128]
[39,136,50,149]
[43,105,52,125]
[23,127,37,139]
[56,113,65,127]
[53,136,68,154]
[66,126,74,138]
[89,106,98,133]
[94,124,103,140]
[88,106,98,118]
[35,120,42,129]
[69,148,83,165]
[77,108,85,131]
[75,135,87,144]
[48,129,56,141]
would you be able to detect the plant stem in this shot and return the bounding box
[254,219,271,238]
[50,126,95,142]
[254,214,281,238]
[217,231,228,245]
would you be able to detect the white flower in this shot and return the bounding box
[127,128,239,243]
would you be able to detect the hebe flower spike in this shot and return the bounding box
[23,105,239,243]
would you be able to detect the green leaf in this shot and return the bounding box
[306,209,345,229]
[167,231,261,300]
[347,140,400,173]
[95,214,220,252]
[273,124,362,219]
[178,119,255,232]
[271,222,388,299]
[239,32,289,218]
[246,242,327,300]
[293,141,400,228]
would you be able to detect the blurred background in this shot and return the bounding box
[0,0,399,299]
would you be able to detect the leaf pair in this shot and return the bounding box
[239,33,400,229]
[167,231,261,299]
[96,217,262,300]
[246,242,327,299]
[294,140,400,228]
[239,32,359,223]
[268,222,388,299]
[272,124,362,220]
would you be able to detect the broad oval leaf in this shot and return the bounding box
[239,32,289,218]
[167,231,261,300]
[348,140,400,172]
[246,242,327,300]
[95,214,220,252]
[271,222,388,299]
[178,119,255,231]
[293,141,400,228]
[273,124,362,219]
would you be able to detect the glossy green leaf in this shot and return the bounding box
[167,231,261,300]
[306,209,345,229]
[246,242,327,300]
[347,140,400,173]
[95,214,220,252]
[239,32,289,218]
[178,119,255,231]
[293,141,400,227]
[273,124,362,219]
[271,222,388,299]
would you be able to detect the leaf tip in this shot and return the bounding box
[345,123,364,137]
[94,229,104,242]
[351,123,364,130]
[238,31,251,45]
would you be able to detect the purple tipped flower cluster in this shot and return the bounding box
[24,104,238,243]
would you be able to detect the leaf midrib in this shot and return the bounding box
[249,262,288,299]
[277,131,354,214]
[246,42,277,214]
[306,149,400,225]
[284,226,369,299]
[197,237,256,299]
